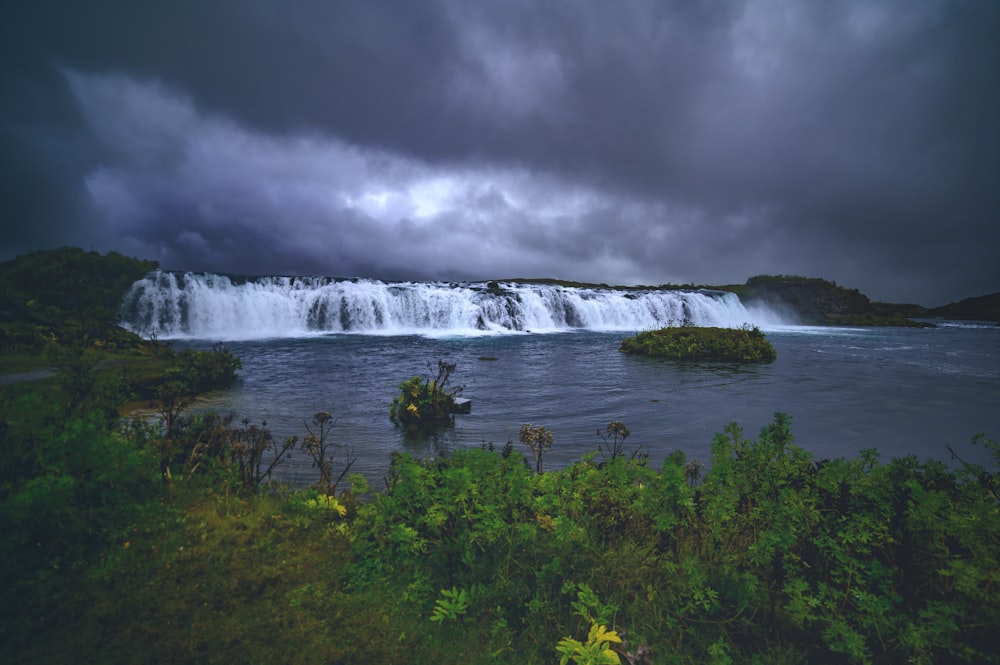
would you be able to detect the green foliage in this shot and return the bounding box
[948,433,1000,502]
[348,472,371,496]
[0,247,157,352]
[389,360,463,428]
[4,398,999,664]
[3,335,242,438]
[430,586,471,622]
[345,417,1000,663]
[0,394,163,651]
[620,325,777,362]
[167,342,243,394]
[0,247,156,324]
[566,582,618,627]
[556,623,623,665]
[298,490,348,517]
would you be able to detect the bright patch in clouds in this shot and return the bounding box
[68,70,674,282]
[2,2,996,304]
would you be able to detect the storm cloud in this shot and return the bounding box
[1,0,997,305]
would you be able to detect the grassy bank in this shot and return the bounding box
[3,392,998,663]
[1,246,243,419]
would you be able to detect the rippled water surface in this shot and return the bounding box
[182,323,1000,484]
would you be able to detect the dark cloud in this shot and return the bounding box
[1,0,997,306]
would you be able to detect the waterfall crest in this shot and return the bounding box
[120,271,780,339]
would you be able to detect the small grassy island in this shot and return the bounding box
[620,325,777,362]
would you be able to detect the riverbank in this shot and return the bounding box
[5,415,999,664]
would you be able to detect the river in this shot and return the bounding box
[122,272,999,484]
[174,322,1000,485]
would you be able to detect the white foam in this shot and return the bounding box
[120,271,795,340]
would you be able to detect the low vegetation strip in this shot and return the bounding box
[619,325,777,362]
[4,393,998,663]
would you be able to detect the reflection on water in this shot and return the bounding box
[180,324,1000,485]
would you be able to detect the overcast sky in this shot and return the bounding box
[1,1,997,305]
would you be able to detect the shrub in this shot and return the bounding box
[619,325,777,362]
[389,361,463,428]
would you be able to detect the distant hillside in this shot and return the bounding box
[928,293,1000,323]
[0,247,157,351]
[0,247,157,326]
[722,275,930,327]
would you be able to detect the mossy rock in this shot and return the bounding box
[620,326,777,363]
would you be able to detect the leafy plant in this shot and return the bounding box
[556,623,623,665]
[557,584,643,665]
[947,433,1000,503]
[389,360,464,429]
[299,490,348,517]
[430,586,470,622]
[566,582,618,626]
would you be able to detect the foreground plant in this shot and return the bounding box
[430,586,470,623]
[303,411,356,493]
[519,423,554,473]
[558,584,649,665]
[557,623,624,665]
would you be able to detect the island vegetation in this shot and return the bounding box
[620,325,777,363]
[389,360,464,429]
[3,248,999,663]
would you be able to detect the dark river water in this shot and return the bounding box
[177,321,1000,486]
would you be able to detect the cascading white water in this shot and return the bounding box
[119,271,785,339]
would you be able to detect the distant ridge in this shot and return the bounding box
[721,275,930,327]
[928,293,1000,324]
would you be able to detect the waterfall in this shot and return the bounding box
[119,271,782,339]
